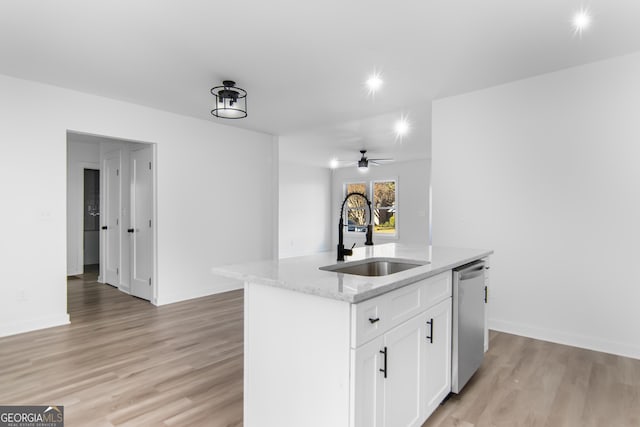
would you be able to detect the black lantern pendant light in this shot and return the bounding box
[210,80,247,119]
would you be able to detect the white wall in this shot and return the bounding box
[67,140,100,275]
[279,162,332,258]
[432,51,640,359]
[0,73,277,337]
[331,159,430,249]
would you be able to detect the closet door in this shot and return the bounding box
[129,146,153,301]
[103,150,121,286]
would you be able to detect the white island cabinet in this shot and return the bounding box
[213,244,493,427]
[352,272,452,427]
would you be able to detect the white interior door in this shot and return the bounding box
[103,151,121,286]
[129,146,153,301]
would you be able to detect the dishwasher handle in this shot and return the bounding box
[457,262,486,280]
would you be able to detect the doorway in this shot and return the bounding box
[66,132,157,310]
[83,169,100,274]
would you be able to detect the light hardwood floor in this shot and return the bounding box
[0,272,243,427]
[1,272,639,426]
[425,331,640,427]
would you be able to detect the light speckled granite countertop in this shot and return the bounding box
[212,244,493,303]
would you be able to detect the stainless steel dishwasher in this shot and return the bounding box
[452,260,486,393]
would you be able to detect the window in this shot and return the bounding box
[373,180,396,234]
[343,179,397,236]
[344,183,368,233]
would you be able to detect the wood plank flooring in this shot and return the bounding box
[0,272,243,427]
[424,331,640,427]
[1,272,639,426]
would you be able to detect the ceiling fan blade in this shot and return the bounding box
[369,160,394,166]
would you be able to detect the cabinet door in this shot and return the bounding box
[352,336,384,427]
[382,314,424,427]
[422,298,452,419]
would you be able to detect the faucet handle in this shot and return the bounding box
[364,224,374,246]
[351,243,356,250]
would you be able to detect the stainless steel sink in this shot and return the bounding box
[320,258,428,277]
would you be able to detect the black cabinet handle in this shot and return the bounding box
[484,286,488,303]
[101,226,108,230]
[369,317,380,324]
[127,228,135,233]
[426,318,434,343]
[379,347,387,378]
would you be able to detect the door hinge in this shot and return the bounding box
[149,161,152,170]
[149,277,152,286]
[116,168,119,176]
[116,268,119,276]
[116,218,119,226]
[149,219,152,227]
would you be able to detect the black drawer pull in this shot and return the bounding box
[368,317,380,324]
[426,318,434,343]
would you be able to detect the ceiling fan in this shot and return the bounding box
[335,150,393,170]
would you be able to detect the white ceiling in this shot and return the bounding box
[2,1,639,144]
[279,103,431,168]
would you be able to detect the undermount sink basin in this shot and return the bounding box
[320,258,428,277]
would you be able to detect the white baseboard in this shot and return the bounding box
[156,279,243,306]
[490,318,640,360]
[0,313,70,338]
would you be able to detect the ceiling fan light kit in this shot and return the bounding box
[358,156,369,169]
[339,149,393,171]
[211,80,247,119]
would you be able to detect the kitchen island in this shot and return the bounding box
[213,244,493,427]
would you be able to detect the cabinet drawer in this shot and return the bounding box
[351,296,388,349]
[419,271,452,310]
[351,271,452,348]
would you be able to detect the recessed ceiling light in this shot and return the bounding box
[366,72,383,95]
[330,158,339,169]
[572,8,592,36]
[394,117,410,139]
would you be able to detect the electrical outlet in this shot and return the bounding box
[38,209,52,221]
